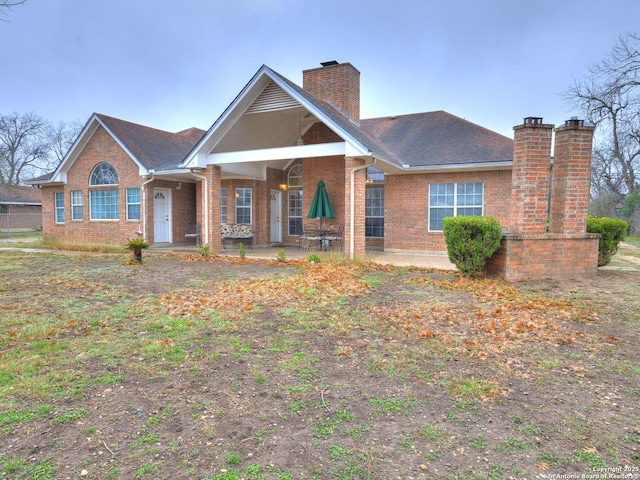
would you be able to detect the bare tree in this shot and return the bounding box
[563,32,640,199]
[0,0,26,21]
[0,112,81,186]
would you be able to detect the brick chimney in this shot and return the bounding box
[510,117,554,234]
[303,61,360,122]
[549,118,595,234]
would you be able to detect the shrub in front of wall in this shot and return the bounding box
[443,216,502,277]
[586,216,628,266]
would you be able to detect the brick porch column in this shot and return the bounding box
[549,119,595,234]
[510,117,554,234]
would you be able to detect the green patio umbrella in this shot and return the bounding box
[307,180,335,232]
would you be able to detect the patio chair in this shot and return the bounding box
[299,223,321,251]
[184,222,201,248]
[325,224,344,251]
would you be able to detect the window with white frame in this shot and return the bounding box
[71,190,83,221]
[89,162,119,220]
[126,188,141,221]
[365,188,384,237]
[428,182,484,231]
[287,164,303,235]
[220,188,227,223]
[235,188,252,224]
[54,191,65,224]
[365,167,384,238]
[288,190,303,236]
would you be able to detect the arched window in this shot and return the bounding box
[89,163,120,220]
[287,164,303,236]
[90,162,119,186]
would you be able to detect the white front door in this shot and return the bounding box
[153,188,172,243]
[270,190,282,244]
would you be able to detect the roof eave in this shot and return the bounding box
[382,160,513,175]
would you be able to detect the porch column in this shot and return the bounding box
[346,158,367,258]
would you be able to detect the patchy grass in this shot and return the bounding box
[0,247,638,478]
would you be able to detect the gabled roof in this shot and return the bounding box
[27,114,205,185]
[95,114,205,171]
[183,65,513,172]
[361,111,514,167]
[0,185,42,205]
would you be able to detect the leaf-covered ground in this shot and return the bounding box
[0,249,638,479]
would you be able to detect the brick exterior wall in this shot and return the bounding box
[385,170,512,252]
[486,234,600,281]
[303,62,360,121]
[486,118,598,281]
[40,126,194,246]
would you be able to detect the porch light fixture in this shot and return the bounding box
[176,182,182,190]
[279,183,288,191]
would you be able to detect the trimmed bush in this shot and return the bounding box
[586,216,628,266]
[443,216,502,277]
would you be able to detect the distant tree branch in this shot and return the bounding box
[0,0,26,21]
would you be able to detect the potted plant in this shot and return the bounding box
[126,237,149,263]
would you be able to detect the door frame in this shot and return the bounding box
[153,187,172,243]
[270,189,282,244]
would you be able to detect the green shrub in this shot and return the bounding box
[586,216,628,266]
[308,253,321,264]
[443,216,502,277]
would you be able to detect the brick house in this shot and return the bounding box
[0,184,42,231]
[27,61,598,280]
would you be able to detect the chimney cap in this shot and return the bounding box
[523,117,544,125]
[320,60,339,67]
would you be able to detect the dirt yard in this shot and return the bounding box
[0,247,638,479]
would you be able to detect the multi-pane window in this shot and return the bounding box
[126,188,141,221]
[288,164,302,188]
[89,163,119,220]
[287,164,303,235]
[90,163,119,185]
[428,182,484,231]
[288,190,303,236]
[54,191,65,224]
[90,190,119,220]
[220,188,227,224]
[235,188,252,224]
[365,188,384,237]
[71,190,83,220]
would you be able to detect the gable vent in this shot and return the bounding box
[246,81,301,114]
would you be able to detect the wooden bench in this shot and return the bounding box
[220,223,254,249]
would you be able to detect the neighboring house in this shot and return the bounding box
[27,61,598,280]
[0,184,42,231]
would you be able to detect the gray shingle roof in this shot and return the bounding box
[96,114,205,171]
[269,67,513,168]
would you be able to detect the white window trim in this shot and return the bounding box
[235,188,252,225]
[71,190,83,221]
[428,182,484,232]
[288,190,303,236]
[54,191,65,224]
[89,189,120,221]
[126,187,141,221]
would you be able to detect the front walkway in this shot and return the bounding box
[151,244,456,270]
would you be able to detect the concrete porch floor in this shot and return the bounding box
[150,243,456,270]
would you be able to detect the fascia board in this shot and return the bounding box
[46,115,100,183]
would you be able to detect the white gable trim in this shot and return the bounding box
[207,142,346,165]
[181,66,371,169]
[35,114,150,185]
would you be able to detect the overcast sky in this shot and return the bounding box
[1,0,639,139]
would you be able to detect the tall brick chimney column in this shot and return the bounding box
[510,117,554,234]
[302,61,360,121]
[549,119,595,234]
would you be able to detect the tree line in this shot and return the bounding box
[563,31,640,234]
[0,112,82,186]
